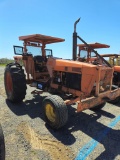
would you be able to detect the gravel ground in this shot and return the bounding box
[0,66,120,160]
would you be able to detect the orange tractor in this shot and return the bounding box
[4,18,120,129]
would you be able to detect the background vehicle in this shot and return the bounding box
[96,53,120,89]
[99,54,120,66]
[4,19,120,129]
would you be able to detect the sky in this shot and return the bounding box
[0,0,120,59]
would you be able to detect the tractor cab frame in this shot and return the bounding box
[13,34,65,86]
[77,42,110,65]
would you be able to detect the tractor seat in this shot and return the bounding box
[34,56,44,63]
[34,56,47,72]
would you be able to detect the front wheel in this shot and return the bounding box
[43,95,68,129]
[0,124,5,160]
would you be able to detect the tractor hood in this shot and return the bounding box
[47,58,102,75]
[47,58,113,95]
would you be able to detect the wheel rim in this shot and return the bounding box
[45,103,56,122]
[6,72,13,95]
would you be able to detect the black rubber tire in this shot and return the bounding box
[4,63,27,103]
[90,102,106,111]
[0,124,5,160]
[43,95,68,129]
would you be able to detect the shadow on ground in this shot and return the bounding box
[6,95,120,160]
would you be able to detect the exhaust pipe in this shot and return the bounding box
[72,18,80,61]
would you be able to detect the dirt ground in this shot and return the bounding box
[0,66,120,160]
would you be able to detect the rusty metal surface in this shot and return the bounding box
[77,42,110,50]
[19,34,65,44]
[77,88,120,112]
[100,54,120,57]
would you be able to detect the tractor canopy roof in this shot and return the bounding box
[99,54,120,57]
[77,42,110,50]
[19,34,65,44]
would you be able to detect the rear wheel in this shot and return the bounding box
[43,95,68,129]
[4,63,27,103]
[0,124,5,160]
